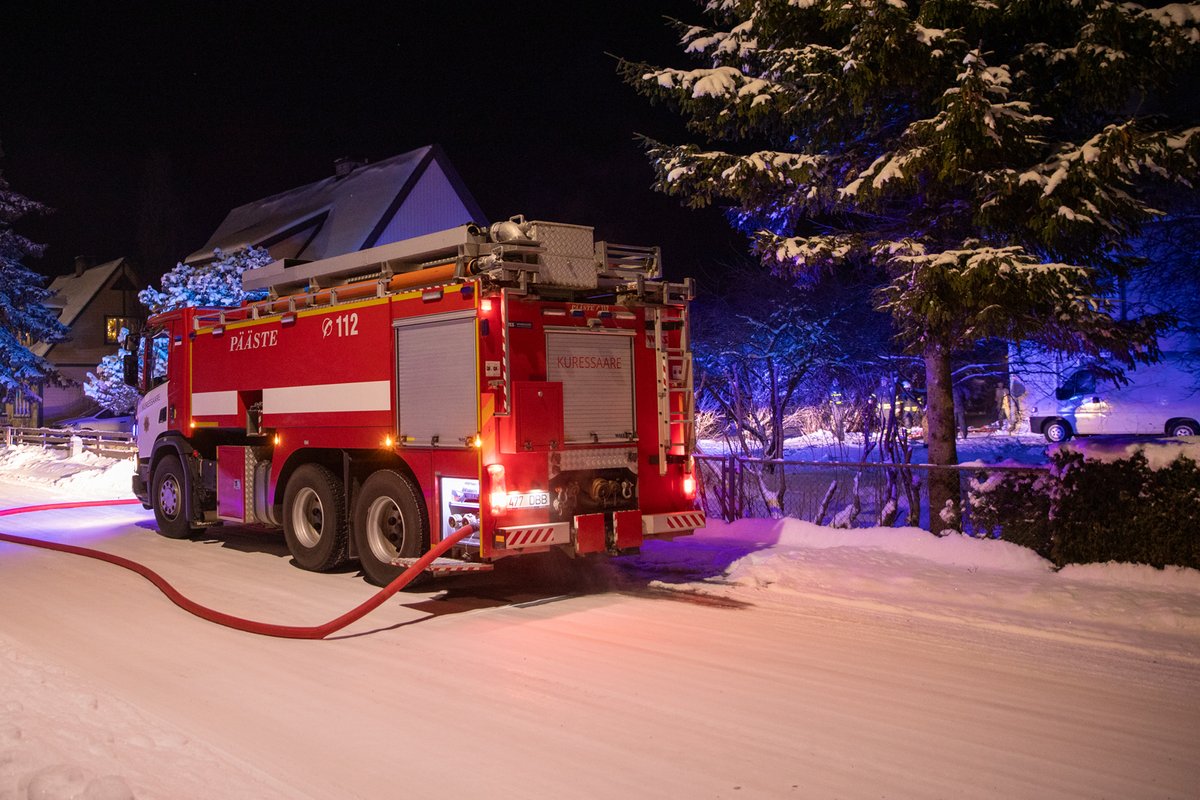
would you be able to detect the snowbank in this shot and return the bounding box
[1053,435,1200,469]
[626,517,1200,656]
[0,445,135,504]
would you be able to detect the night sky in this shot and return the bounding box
[0,2,741,285]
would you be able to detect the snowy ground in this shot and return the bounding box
[1,445,1198,799]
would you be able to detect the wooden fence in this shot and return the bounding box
[3,426,137,460]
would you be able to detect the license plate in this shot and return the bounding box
[508,491,550,509]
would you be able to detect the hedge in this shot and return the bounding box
[1048,448,1200,570]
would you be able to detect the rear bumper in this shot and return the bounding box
[494,522,571,551]
[491,510,706,557]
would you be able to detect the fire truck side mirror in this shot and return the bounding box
[122,331,142,389]
[122,353,138,387]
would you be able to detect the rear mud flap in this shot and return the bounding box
[574,513,606,555]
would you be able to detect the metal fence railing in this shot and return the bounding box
[4,426,137,460]
[696,455,1051,536]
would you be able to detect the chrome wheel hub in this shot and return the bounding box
[159,475,180,520]
[291,487,324,548]
[365,496,404,562]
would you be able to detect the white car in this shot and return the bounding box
[1028,355,1200,442]
[57,408,135,433]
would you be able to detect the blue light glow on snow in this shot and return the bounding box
[0,506,152,545]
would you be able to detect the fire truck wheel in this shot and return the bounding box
[152,454,194,539]
[282,464,350,572]
[352,469,430,587]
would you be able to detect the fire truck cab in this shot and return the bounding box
[129,217,704,584]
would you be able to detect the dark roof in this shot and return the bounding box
[34,258,135,357]
[187,145,486,264]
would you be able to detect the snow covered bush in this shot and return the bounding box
[138,247,271,314]
[1050,443,1200,569]
[967,469,1053,557]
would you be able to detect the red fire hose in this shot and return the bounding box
[0,499,477,640]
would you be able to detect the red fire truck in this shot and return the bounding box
[129,217,704,584]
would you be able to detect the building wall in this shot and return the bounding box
[375,161,478,246]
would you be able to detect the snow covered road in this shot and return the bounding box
[0,451,1197,799]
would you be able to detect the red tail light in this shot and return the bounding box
[487,463,508,515]
[682,474,696,499]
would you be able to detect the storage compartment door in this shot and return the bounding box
[546,331,635,443]
[395,312,477,447]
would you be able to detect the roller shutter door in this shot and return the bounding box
[395,313,477,447]
[546,331,635,443]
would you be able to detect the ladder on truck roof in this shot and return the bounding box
[650,306,695,477]
[237,217,666,299]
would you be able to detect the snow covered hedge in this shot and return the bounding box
[1049,440,1200,570]
[968,469,1053,558]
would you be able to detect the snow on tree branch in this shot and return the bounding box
[83,329,139,414]
[138,247,271,315]
[642,138,839,214]
[0,163,67,402]
[877,244,1163,367]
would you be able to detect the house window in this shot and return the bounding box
[105,316,142,345]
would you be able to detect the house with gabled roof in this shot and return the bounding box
[5,257,144,426]
[186,145,487,266]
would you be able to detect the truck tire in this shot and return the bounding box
[152,454,194,539]
[352,469,429,587]
[282,464,349,572]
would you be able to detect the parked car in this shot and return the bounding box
[1028,354,1200,442]
[57,407,134,433]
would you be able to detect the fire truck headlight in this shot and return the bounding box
[487,463,508,515]
[683,475,697,499]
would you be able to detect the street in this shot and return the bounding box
[1,502,1197,799]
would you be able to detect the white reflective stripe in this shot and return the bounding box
[264,380,391,415]
[667,512,706,529]
[642,511,706,535]
[191,390,238,416]
[498,522,570,549]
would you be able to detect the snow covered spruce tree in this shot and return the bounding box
[0,154,67,407]
[85,248,272,410]
[138,246,271,314]
[622,0,1199,533]
[82,330,140,414]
